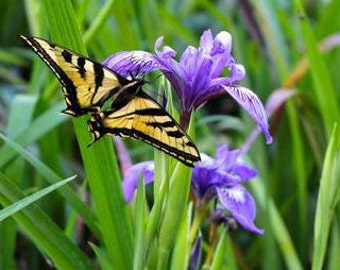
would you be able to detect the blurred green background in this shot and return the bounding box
[1,0,340,269]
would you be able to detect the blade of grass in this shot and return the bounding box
[294,0,340,138]
[0,175,76,222]
[328,219,340,269]
[89,243,113,270]
[210,230,227,270]
[0,173,94,269]
[312,124,340,270]
[83,0,116,43]
[250,177,303,270]
[0,219,17,269]
[157,164,192,269]
[170,203,192,270]
[0,132,100,237]
[133,176,147,270]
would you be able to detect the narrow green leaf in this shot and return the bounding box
[157,164,192,269]
[312,124,340,270]
[328,220,340,270]
[210,230,227,270]
[83,0,116,43]
[133,175,147,270]
[0,173,94,269]
[0,219,17,269]
[89,243,113,270]
[170,203,192,270]
[0,175,75,222]
[294,0,340,138]
[0,132,100,237]
[250,177,303,270]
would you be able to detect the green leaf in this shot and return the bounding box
[250,176,303,270]
[0,175,76,222]
[157,163,192,269]
[294,0,340,138]
[312,124,340,270]
[0,173,94,269]
[210,230,227,270]
[133,175,147,270]
[89,243,113,270]
[170,203,192,270]
[0,132,100,238]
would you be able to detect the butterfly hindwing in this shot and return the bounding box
[20,35,129,116]
[88,91,201,167]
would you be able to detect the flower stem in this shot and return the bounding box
[203,223,218,267]
[189,203,205,244]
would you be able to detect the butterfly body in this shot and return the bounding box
[21,35,200,167]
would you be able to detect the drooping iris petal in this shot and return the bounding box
[217,186,264,234]
[121,161,154,203]
[265,88,296,117]
[223,85,272,144]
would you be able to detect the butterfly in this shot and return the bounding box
[20,35,141,116]
[21,35,201,167]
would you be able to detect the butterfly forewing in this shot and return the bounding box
[20,35,124,116]
[89,91,201,167]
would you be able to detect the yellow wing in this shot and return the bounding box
[88,91,201,167]
[20,35,138,116]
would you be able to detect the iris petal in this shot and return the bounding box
[122,161,154,203]
[223,85,272,144]
[103,51,162,77]
[199,29,214,51]
[217,186,264,234]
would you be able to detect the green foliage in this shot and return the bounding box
[1,0,340,269]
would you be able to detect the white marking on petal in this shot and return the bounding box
[224,187,245,203]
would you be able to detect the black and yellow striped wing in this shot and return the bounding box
[20,35,133,116]
[88,91,201,167]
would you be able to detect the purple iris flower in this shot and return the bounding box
[121,161,154,203]
[103,29,272,144]
[121,145,263,234]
